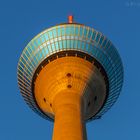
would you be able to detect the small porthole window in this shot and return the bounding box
[67,73,71,77]
[88,102,90,107]
[94,96,97,101]
[67,84,72,88]
[43,98,46,102]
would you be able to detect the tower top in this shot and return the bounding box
[68,15,73,23]
[17,23,123,122]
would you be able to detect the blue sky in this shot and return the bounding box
[0,0,140,139]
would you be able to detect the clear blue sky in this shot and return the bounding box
[0,0,140,139]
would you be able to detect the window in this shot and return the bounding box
[55,42,59,50]
[65,27,71,35]
[83,28,88,38]
[51,43,55,52]
[57,27,61,36]
[77,40,81,49]
[70,40,74,49]
[91,31,96,40]
[99,35,104,45]
[88,29,92,39]
[58,40,63,50]
[48,31,53,39]
[40,35,45,43]
[52,29,57,38]
[37,38,41,46]
[95,32,100,43]
[75,27,79,35]
[79,27,83,37]
[61,27,65,36]
[63,40,67,49]
[70,26,75,35]
[102,38,107,47]
[44,33,49,40]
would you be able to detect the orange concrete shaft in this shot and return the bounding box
[52,90,87,140]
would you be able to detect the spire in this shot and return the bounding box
[68,15,73,23]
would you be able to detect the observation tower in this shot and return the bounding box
[17,16,123,140]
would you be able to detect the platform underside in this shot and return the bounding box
[33,51,108,120]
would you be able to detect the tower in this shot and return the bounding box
[17,16,123,140]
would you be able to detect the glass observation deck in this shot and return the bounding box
[17,23,123,121]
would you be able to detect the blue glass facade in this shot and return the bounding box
[17,24,123,121]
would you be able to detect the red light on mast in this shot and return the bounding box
[68,15,73,23]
